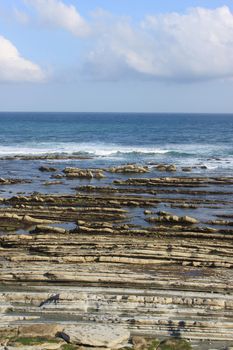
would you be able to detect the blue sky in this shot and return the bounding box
[0,0,233,112]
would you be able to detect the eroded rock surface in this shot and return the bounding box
[0,169,233,349]
[63,167,105,179]
[107,164,149,174]
[59,324,130,347]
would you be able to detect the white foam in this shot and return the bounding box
[0,142,171,156]
[0,142,231,162]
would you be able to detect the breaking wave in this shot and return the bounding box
[0,142,229,158]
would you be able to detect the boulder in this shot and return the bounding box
[108,165,149,174]
[39,166,57,172]
[58,324,130,348]
[63,167,105,179]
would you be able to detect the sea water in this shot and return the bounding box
[0,112,232,175]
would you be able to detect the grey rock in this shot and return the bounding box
[59,324,130,348]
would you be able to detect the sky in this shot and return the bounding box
[0,0,233,112]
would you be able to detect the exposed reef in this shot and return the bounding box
[0,164,233,349]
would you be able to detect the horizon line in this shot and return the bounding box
[0,111,233,115]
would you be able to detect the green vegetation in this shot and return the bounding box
[147,339,160,350]
[10,336,60,346]
[61,344,78,350]
[157,338,192,350]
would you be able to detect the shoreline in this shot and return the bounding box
[0,162,233,349]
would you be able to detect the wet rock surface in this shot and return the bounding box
[39,166,58,172]
[0,164,233,349]
[155,164,177,172]
[0,178,31,185]
[63,167,105,179]
[107,164,149,174]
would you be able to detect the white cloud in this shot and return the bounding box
[85,6,233,82]
[26,0,90,37]
[0,35,45,82]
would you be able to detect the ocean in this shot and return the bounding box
[0,111,231,228]
[0,112,232,175]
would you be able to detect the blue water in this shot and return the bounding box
[0,112,233,174]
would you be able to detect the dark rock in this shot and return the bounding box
[39,166,57,172]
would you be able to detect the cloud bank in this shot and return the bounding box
[85,6,233,82]
[0,35,45,82]
[6,2,233,83]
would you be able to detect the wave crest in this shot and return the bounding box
[0,142,229,158]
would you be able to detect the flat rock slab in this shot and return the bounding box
[59,324,130,348]
[18,323,63,338]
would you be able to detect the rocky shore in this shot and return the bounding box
[0,163,233,349]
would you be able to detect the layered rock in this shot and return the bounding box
[155,164,177,172]
[0,172,233,349]
[39,166,57,172]
[107,164,149,174]
[58,324,130,347]
[63,167,105,179]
